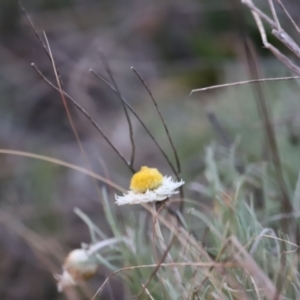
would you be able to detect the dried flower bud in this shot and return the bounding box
[55,249,98,292]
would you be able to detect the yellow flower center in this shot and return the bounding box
[130,166,164,193]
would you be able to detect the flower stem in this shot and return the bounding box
[153,203,187,298]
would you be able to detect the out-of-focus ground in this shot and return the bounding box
[1,0,300,299]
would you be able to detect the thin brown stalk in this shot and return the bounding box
[229,236,279,300]
[20,3,92,175]
[152,203,187,298]
[164,205,190,231]
[241,0,277,27]
[248,43,294,294]
[272,29,300,58]
[206,111,232,147]
[18,1,50,58]
[43,33,92,173]
[136,234,177,299]
[277,0,300,34]
[243,3,294,220]
[188,269,200,300]
[140,284,155,300]
[149,202,168,298]
[91,261,240,300]
[190,75,300,94]
[18,1,65,88]
[193,236,233,297]
[20,1,129,225]
[250,275,262,300]
[31,63,135,173]
[131,66,185,211]
[0,148,124,191]
[0,210,64,261]
[98,52,136,168]
[130,67,181,175]
[90,69,177,175]
[242,0,300,75]
[252,9,300,75]
[268,0,281,30]
[20,3,128,222]
[268,44,300,75]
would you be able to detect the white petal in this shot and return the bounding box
[55,270,76,292]
[115,176,184,205]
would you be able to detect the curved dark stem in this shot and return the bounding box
[90,69,178,176]
[136,234,176,300]
[19,1,65,90]
[98,52,136,169]
[206,111,232,148]
[130,67,184,212]
[32,63,135,174]
[130,67,181,175]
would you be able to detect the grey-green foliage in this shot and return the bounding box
[75,142,300,299]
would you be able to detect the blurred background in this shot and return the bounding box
[1,0,300,299]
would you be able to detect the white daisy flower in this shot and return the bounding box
[115,166,184,205]
[55,249,98,292]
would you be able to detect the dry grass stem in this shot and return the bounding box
[90,69,177,175]
[190,75,300,94]
[131,66,185,211]
[268,0,281,30]
[137,234,177,299]
[241,0,300,75]
[277,0,300,33]
[152,204,187,297]
[229,236,279,300]
[92,261,241,299]
[43,33,95,178]
[0,149,124,191]
[99,53,136,169]
[31,64,135,173]
[131,67,181,175]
